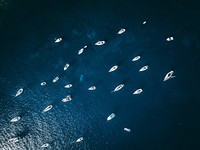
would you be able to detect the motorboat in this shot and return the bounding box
[64,63,70,70]
[163,70,175,81]
[64,84,72,88]
[166,37,174,41]
[112,84,124,92]
[117,28,126,34]
[15,88,23,97]
[124,128,131,132]
[53,77,59,83]
[132,56,140,61]
[139,65,148,72]
[108,65,118,72]
[76,137,83,143]
[43,105,53,113]
[41,143,49,148]
[133,88,143,95]
[62,95,72,102]
[10,116,21,123]
[78,48,84,55]
[107,113,115,121]
[84,45,87,49]
[95,40,105,46]
[143,21,147,24]
[88,86,96,90]
[40,82,46,86]
[55,38,62,43]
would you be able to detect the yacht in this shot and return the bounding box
[139,65,148,72]
[95,40,105,46]
[117,28,126,34]
[15,88,23,97]
[133,88,143,95]
[78,48,84,55]
[124,128,131,132]
[88,86,96,90]
[41,143,49,148]
[166,37,174,41]
[107,113,115,121]
[53,77,59,83]
[40,82,46,86]
[43,105,53,113]
[10,116,21,123]
[143,21,147,24]
[163,70,175,81]
[64,84,72,88]
[76,137,83,143]
[113,84,124,92]
[108,65,118,72]
[62,95,72,102]
[132,56,140,61]
[64,63,70,70]
[55,38,62,43]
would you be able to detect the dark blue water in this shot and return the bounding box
[0,0,200,149]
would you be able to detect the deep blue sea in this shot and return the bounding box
[0,0,200,149]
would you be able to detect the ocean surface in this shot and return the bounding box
[0,0,200,149]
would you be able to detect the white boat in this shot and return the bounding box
[108,65,118,72]
[163,70,175,81]
[8,137,19,143]
[76,137,83,143]
[40,82,46,86]
[133,88,143,95]
[62,95,72,102]
[124,128,131,132]
[139,65,148,72]
[15,88,23,97]
[113,84,124,92]
[143,21,147,24]
[55,38,62,43]
[88,86,96,90]
[64,84,72,88]
[53,77,59,83]
[43,105,53,113]
[117,28,126,34]
[95,40,105,46]
[41,143,49,148]
[107,113,115,121]
[84,45,87,49]
[64,63,70,70]
[132,56,141,61]
[166,37,174,41]
[10,116,21,123]
[78,48,84,55]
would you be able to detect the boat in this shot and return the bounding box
[76,137,83,143]
[139,65,148,72]
[107,113,115,121]
[143,21,147,24]
[10,116,21,123]
[41,143,49,148]
[95,40,105,46]
[43,105,53,113]
[166,37,174,41]
[62,95,72,102]
[55,38,62,43]
[88,86,96,90]
[124,128,131,132]
[117,28,126,34]
[133,88,143,95]
[64,63,70,70]
[64,84,72,88]
[132,56,140,61]
[53,77,59,83]
[40,82,46,86]
[84,45,87,49]
[163,70,175,81]
[78,48,84,55]
[108,65,118,72]
[15,88,23,97]
[113,84,124,92]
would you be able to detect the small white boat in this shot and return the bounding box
[41,82,46,86]
[139,65,148,72]
[84,45,87,49]
[8,137,19,143]
[64,63,70,70]
[76,137,83,143]
[10,116,21,123]
[166,37,174,41]
[124,128,131,132]
[133,88,143,95]
[41,143,49,148]
[132,56,141,61]
[62,95,72,102]
[163,70,175,81]
[113,84,124,92]
[107,113,115,121]
[55,38,62,43]
[88,86,96,90]
[15,88,23,97]
[117,28,126,34]
[95,40,105,46]
[143,21,147,24]
[53,77,59,83]
[64,84,72,88]
[108,65,118,72]
[43,105,53,113]
[78,48,84,55]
